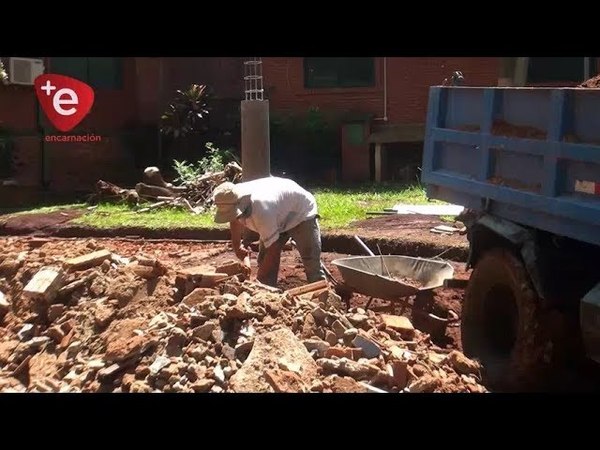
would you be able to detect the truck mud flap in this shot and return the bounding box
[581,282,600,364]
[469,214,546,300]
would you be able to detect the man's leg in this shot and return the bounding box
[288,217,326,283]
[257,239,284,287]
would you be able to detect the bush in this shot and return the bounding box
[160,84,211,139]
[172,142,238,184]
[270,107,340,180]
[0,60,8,85]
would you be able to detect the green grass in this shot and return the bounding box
[4,183,447,230]
[73,204,226,229]
[313,183,438,229]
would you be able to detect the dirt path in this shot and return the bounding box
[0,210,469,261]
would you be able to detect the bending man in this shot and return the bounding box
[212,176,326,287]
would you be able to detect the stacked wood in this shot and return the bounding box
[88,161,243,215]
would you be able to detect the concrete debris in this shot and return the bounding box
[22,267,64,303]
[17,324,35,342]
[0,237,487,394]
[352,334,381,359]
[0,290,9,319]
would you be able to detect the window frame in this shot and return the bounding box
[49,57,123,90]
[527,57,595,84]
[303,57,376,90]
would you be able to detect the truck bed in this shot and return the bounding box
[422,86,600,247]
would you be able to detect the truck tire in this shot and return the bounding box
[462,248,558,391]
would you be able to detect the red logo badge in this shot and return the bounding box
[34,74,94,132]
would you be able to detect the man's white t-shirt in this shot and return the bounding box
[236,177,318,248]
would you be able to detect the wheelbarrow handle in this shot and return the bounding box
[354,235,375,256]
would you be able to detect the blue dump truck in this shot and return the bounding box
[421,86,600,390]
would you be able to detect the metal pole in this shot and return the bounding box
[354,235,375,256]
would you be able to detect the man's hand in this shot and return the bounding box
[235,244,249,261]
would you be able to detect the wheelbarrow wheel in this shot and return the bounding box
[462,248,568,392]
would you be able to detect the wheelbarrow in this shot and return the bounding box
[331,252,456,340]
[331,254,454,301]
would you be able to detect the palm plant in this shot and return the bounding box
[160,84,211,139]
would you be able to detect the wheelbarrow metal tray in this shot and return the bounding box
[331,255,454,301]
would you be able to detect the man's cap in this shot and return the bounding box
[212,182,250,223]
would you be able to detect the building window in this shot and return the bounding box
[527,57,595,83]
[304,57,375,89]
[50,57,123,89]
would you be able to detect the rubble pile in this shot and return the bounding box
[90,162,242,214]
[0,238,486,393]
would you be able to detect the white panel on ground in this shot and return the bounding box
[391,204,465,216]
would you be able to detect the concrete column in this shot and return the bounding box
[514,57,530,87]
[241,100,270,181]
[584,57,591,81]
[498,57,516,86]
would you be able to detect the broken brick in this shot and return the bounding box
[380,314,415,338]
[128,262,166,279]
[98,364,123,382]
[190,379,214,393]
[324,330,338,346]
[325,346,362,360]
[65,250,112,271]
[47,304,66,323]
[264,369,307,393]
[302,339,330,356]
[407,375,441,393]
[0,258,21,277]
[94,305,116,328]
[327,375,369,393]
[182,288,219,307]
[392,361,409,389]
[193,322,217,341]
[216,260,250,277]
[443,351,481,376]
[23,267,64,303]
[332,320,347,338]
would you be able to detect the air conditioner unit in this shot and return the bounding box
[8,57,45,85]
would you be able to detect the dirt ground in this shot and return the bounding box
[0,211,469,262]
[0,210,85,235]
[339,215,467,251]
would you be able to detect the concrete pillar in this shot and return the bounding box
[498,57,516,86]
[241,100,270,181]
[514,57,530,87]
[584,57,591,81]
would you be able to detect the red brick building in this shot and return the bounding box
[1,56,595,203]
[262,57,500,182]
[0,57,244,205]
[262,57,597,182]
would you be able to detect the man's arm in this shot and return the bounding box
[256,239,283,286]
[230,220,248,260]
